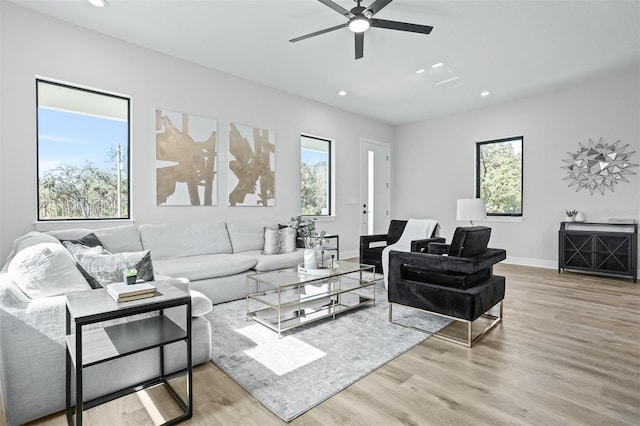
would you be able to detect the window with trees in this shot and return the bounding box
[476,136,523,217]
[300,135,332,216]
[37,80,130,221]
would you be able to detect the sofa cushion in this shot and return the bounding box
[7,242,91,298]
[448,226,491,257]
[152,253,257,281]
[93,225,144,253]
[263,227,297,255]
[387,220,408,245]
[48,225,143,253]
[74,250,155,286]
[241,249,304,272]
[227,220,278,253]
[139,222,232,260]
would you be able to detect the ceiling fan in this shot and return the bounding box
[290,0,433,59]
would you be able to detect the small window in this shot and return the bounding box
[37,80,130,221]
[300,135,332,216]
[476,136,523,216]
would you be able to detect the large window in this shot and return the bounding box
[37,80,130,221]
[300,135,332,216]
[476,136,523,217]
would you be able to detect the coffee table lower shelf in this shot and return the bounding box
[247,293,375,335]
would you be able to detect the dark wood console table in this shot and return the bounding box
[559,222,637,282]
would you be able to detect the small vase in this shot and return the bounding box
[303,249,317,269]
[124,275,137,285]
[575,212,586,222]
[565,216,575,222]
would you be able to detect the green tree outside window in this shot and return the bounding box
[476,137,523,216]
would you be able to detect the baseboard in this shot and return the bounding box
[503,256,640,279]
[502,256,556,270]
[340,250,359,261]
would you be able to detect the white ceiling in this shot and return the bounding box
[12,0,640,126]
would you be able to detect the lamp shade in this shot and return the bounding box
[457,198,487,223]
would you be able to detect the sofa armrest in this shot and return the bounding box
[388,249,506,276]
[360,234,388,249]
[0,279,68,425]
[427,242,450,255]
[359,234,388,260]
[411,237,445,252]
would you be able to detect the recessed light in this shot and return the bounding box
[436,76,459,85]
[431,62,443,68]
[88,0,108,7]
[416,69,425,74]
[481,91,491,97]
[338,90,347,96]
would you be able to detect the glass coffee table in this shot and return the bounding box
[246,262,376,337]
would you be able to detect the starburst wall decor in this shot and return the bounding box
[562,138,637,195]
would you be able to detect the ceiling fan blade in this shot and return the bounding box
[289,23,349,43]
[366,0,393,16]
[318,0,355,18]
[355,32,364,59]
[370,18,433,34]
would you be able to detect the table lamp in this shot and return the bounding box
[456,198,487,226]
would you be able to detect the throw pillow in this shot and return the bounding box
[279,223,305,248]
[75,250,155,286]
[62,238,109,289]
[8,243,92,298]
[263,227,297,255]
[59,232,103,248]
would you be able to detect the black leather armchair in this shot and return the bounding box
[388,226,506,347]
[359,220,443,272]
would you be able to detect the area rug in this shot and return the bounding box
[206,279,451,422]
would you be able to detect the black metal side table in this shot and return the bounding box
[65,280,192,425]
[322,234,340,259]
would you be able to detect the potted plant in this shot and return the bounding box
[565,210,578,222]
[289,216,329,270]
[288,216,326,249]
[123,268,138,285]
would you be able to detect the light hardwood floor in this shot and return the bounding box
[5,264,639,425]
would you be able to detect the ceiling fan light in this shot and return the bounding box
[349,17,370,33]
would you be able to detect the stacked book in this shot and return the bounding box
[107,282,156,303]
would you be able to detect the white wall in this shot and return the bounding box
[0,3,393,260]
[394,69,640,270]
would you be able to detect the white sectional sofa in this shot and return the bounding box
[138,220,304,304]
[0,219,303,425]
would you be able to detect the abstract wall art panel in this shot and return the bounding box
[562,138,637,195]
[155,109,217,206]
[228,122,275,207]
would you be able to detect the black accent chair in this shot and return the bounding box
[388,226,506,347]
[359,220,443,272]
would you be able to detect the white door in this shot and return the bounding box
[360,138,390,235]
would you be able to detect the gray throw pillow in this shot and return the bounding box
[59,232,103,249]
[74,249,155,286]
[263,227,297,255]
[62,239,109,289]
